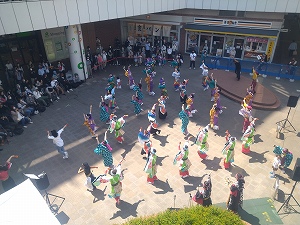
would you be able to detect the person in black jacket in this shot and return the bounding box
[234,59,241,81]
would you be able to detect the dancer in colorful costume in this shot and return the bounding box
[251,67,258,94]
[158,77,168,98]
[144,148,158,184]
[109,114,127,144]
[138,128,152,156]
[186,93,197,117]
[173,140,192,178]
[147,103,157,122]
[145,72,155,96]
[98,158,125,205]
[241,118,258,154]
[242,88,253,108]
[131,95,143,116]
[158,96,167,119]
[106,74,116,92]
[99,96,110,124]
[208,73,216,101]
[273,146,293,174]
[239,104,253,133]
[123,65,135,89]
[179,104,190,137]
[226,173,245,213]
[172,67,180,91]
[132,79,143,105]
[209,104,220,130]
[213,87,225,114]
[94,131,113,167]
[200,62,209,91]
[192,174,212,206]
[195,125,209,159]
[147,121,161,136]
[222,136,236,169]
[83,105,98,137]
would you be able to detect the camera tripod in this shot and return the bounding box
[277,181,300,214]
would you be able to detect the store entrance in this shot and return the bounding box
[234,38,244,58]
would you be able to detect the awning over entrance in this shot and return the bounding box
[184,24,279,38]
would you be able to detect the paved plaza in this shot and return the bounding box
[1,61,300,224]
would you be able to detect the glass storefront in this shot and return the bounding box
[185,31,274,61]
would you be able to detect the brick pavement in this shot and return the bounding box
[1,60,300,225]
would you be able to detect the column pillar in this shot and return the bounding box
[65,24,88,81]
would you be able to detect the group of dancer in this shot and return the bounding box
[74,60,288,215]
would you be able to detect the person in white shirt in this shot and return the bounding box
[189,50,196,69]
[32,87,50,106]
[51,77,65,96]
[47,124,69,159]
[288,40,297,57]
[270,155,281,178]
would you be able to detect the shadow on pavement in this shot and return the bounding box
[153,179,174,194]
[246,150,268,164]
[156,155,169,166]
[202,156,223,171]
[183,174,206,193]
[121,142,136,159]
[228,164,250,178]
[91,185,107,203]
[153,134,170,147]
[110,199,145,220]
[239,207,260,225]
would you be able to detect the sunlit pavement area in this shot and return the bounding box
[1,60,300,224]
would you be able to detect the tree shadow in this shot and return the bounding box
[156,155,169,166]
[153,179,174,194]
[202,156,223,171]
[120,142,136,159]
[110,199,145,220]
[228,165,250,178]
[91,185,107,203]
[183,174,206,193]
[153,134,170,147]
[246,150,268,164]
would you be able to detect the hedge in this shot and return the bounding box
[122,205,244,225]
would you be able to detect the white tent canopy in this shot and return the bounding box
[0,179,61,225]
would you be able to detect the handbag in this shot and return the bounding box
[293,50,297,56]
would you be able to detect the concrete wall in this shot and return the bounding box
[0,0,299,35]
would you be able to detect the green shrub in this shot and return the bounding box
[122,206,244,225]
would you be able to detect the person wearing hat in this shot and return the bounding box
[241,118,258,154]
[173,140,192,178]
[144,148,158,184]
[222,137,236,169]
[147,103,157,123]
[186,93,197,117]
[158,96,167,120]
[99,96,110,124]
[132,79,143,105]
[235,173,245,208]
[131,95,143,116]
[192,174,212,206]
[108,114,127,144]
[209,103,220,131]
[195,125,209,160]
[179,104,190,137]
[273,146,293,174]
[239,104,253,133]
[83,105,98,138]
[145,72,155,96]
[47,124,69,159]
[94,131,113,168]
[138,128,152,157]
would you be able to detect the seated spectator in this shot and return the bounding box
[0,91,7,104]
[5,93,18,109]
[0,103,12,120]
[25,93,39,113]
[32,87,50,107]
[10,106,33,128]
[45,85,59,102]
[51,77,65,96]
[58,73,73,93]
[17,97,36,117]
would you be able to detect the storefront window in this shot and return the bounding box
[186,32,199,53]
[211,36,224,56]
[199,35,211,54]
[244,37,268,60]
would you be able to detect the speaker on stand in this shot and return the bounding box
[24,172,65,215]
[277,158,300,214]
[276,96,298,135]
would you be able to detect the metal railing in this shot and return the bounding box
[204,56,299,81]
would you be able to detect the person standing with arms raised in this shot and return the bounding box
[47,124,69,159]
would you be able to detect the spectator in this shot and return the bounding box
[10,106,33,128]
[57,61,66,75]
[17,97,36,117]
[38,64,45,77]
[234,59,241,81]
[15,64,24,84]
[28,61,36,85]
[32,87,50,107]
[189,50,197,69]
[51,77,65,96]
[288,40,297,57]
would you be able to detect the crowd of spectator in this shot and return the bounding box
[1,60,83,147]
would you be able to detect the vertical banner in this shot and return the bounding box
[266,40,274,59]
[153,25,161,36]
[136,23,143,35]
[127,23,135,36]
[144,24,153,35]
[162,25,171,37]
